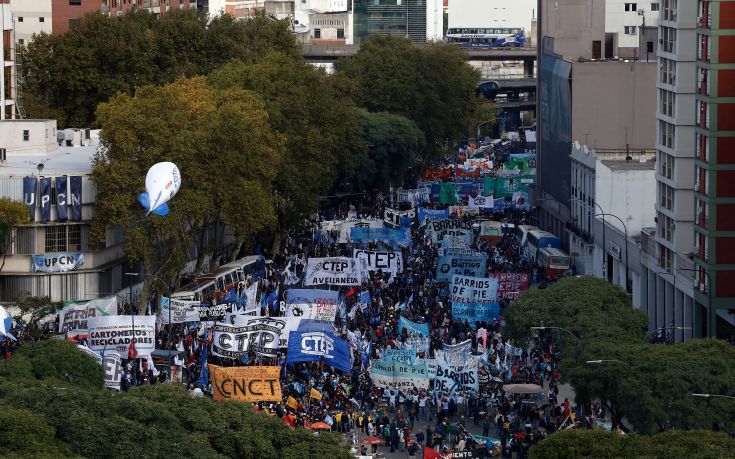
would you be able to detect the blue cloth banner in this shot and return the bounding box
[384,348,415,365]
[286,330,352,373]
[32,252,84,273]
[451,301,500,327]
[70,176,82,222]
[398,316,430,337]
[435,254,489,283]
[40,177,51,223]
[22,176,37,221]
[417,207,449,225]
[351,227,410,245]
[55,176,68,222]
[360,340,371,368]
[196,343,209,387]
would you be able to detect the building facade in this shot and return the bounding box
[605,0,660,58]
[1,1,18,120]
[352,0,442,44]
[9,0,51,45]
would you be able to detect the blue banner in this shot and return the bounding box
[32,252,84,273]
[23,176,37,221]
[351,227,410,246]
[451,301,500,327]
[435,254,489,283]
[39,177,51,223]
[70,176,82,222]
[417,207,449,225]
[286,330,352,373]
[55,176,68,222]
[398,316,430,337]
[384,348,415,365]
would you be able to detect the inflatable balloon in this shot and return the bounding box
[137,162,181,216]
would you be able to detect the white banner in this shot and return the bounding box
[212,315,304,359]
[58,297,118,335]
[435,359,479,393]
[427,219,473,245]
[353,249,403,282]
[158,297,200,324]
[304,257,369,286]
[284,289,338,322]
[231,282,259,315]
[384,207,415,228]
[369,359,430,390]
[338,218,384,243]
[468,195,494,209]
[103,354,122,391]
[450,275,499,303]
[87,315,156,357]
[436,339,474,369]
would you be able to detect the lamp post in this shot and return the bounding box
[692,393,735,401]
[595,213,629,293]
[476,120,493,143]
[586,359,632,368]
[642,325,692,344]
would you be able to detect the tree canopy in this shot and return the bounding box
[0,340,350,458]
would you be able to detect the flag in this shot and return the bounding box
[283,414,295,429]
[424,447,449,459]
[225,288,237,303]
[128,340,138,360]
[310,388,322,400]
[358,290,371,310]
[324,414,334,426]
[287,396,298,410]
[344,287,357,298]
[196,344,209,387]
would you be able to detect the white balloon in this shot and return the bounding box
[144,162,181,214]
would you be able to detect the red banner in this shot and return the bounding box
[488,272,530,300]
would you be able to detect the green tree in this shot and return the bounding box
[91,77,282,309]
[0,197,32,273]
[10,294,60,341]
[336,36,482,162]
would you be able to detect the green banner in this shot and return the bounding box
[483,176,496,197]
[439,182,458,204]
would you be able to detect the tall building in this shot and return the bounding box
[1,0,18,120]
[693,0,735,337]
[9,0,51,45]
[352,0,443,44]
[605,0,660,58]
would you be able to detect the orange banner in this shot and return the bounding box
[209,365,282,402]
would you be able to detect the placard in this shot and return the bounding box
[209,365,282,402]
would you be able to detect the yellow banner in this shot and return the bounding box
[209,365,282,402]
[286,396,298,410]
[310,387,322,400]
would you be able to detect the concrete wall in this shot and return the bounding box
[0,119,57,153]
[9,0,51,44]
[595,162,656,236]
[540,0,606,60]
[605,0,659,51]
[448,0,536,34]
[571,61,657,150]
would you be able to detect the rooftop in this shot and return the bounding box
[601,160,656,171]
[0,145,99,177]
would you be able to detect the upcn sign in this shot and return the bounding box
[32,252,84,273]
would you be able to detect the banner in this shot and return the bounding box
[488,273,530,300]
[369,358,430,390]
[442,233,471,249]
[55,176,68,222]
[435,254,489,283]
[351,227,411,246]
[158,297,200,324]
[232,281,259,314]
[435,359,479,393]
[449,206,480,217]
[70,176,82,222]
[439,182,458,204]
[450,275,498,303]
[304,257,369,286]
[22,176,37,220]
[212,315,302,359]
[58,297,118,335]
[198,303,232,321]
[451,301,500,327]
[400,336,431,355]
[397,188,430,206]
[209,365,282,402]
[337,218,384,243]
[384,348,416,365]
[441,247,478,257]
[417,207,450,226]
[384,207,415,228]
[468,195,494,209]
[286,330,352,373]
[87,315,156,357]
[32,252,84,273]
[436,340,473,368]
[285,288,339,321]
[38,177,51,223]
[103,354,122,391]
[426,219,473,245]
[398,317,429,337]
[353,249,403,282]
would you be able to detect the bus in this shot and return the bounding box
[170,277,217,302]
[446,27,525,48]
[537,247,571,281]
[526,230,561,262]
[515,225,537,249]
[171,255,267,303]
[479,220,504,244]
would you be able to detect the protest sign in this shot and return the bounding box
[198,303,232,321]
[353,249,403,282]
[398,317,430,337]
[103,354,122,391]
[426,219,473,245]
[87,315,156,357]
[351,227,411,246]
[384,207,415,228]
[435,254,489,283]
[231,282,259,314]
[304,257,369,287]
[449,275,498,303]
[209,365,282,402]
[58,297,118,335]
[337,218,384,243]
[468,195,494,209]
[435,360,479,393]
[417,207,449,226]
[400,336,431,355]
[369,359,430,390]
[451,301,500,327]
[286,330,352,372]
[384,348,416,365]
[212,316,302,359]
[284,289,339,321]
[488,273,530,300]
[158,297,200,324]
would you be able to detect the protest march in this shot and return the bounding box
[1,135,587,458]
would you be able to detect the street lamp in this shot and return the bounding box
[476,120,493,143]
[692,393,735,401]
[642,325,691,344]
[586,359,632,368]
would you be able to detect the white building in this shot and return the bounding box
[0,120,130,303]
[448,0,535,36]
[605,0,660,57]
[9,0,51,45]
[569,141,656,309]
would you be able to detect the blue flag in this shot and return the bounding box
[196,344,209,387]
[286,330,352,373]
[398,316,430,337]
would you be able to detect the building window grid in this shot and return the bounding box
[659,89,675,117]
[662,0,677,21]
[651,2,659,12]
[658,212,674,241]
[659,182,674,210]
[659,120,675,148]
[659,151,674,179]
[659,58,675,85]
[659,244,672,271]
[660,26,676,53]
[625,3,638,11]
[625,26,638,35]
[44,225,82,253]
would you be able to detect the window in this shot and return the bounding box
[69,0,82,4]
[22,130,29,141]
[624,26,637,35]
[659,152,674,179]
[625,3,638,11]
[18,39,24,45]
[658,212,673,241]
[314,28,321,39]
[659,120,675,148]
[651,2,659,11]
[659,58,675,85]
[658,244,672,271]
[68,18,80,29]
[44,225,82,253]
[659,89,675,117]
[337,28,345,39]
[660,26,676,53]
[647,41,654,53]
[17,17,23,22]
[659,182,674,210]
[39,17,45,22]
[662,0,677,21]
